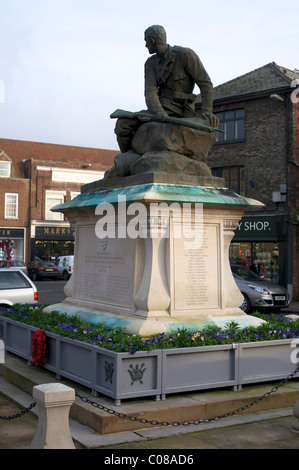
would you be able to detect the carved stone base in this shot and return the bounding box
[48,182,265,335]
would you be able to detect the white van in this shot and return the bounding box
[55,256,74,280]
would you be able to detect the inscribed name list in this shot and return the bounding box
[173,223,220,311]
[75,226,136,309]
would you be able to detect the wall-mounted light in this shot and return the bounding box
[272,183,287,203]
[280,184,287,194]
[272,191,281,202]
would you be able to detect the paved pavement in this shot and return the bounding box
[0,303,299,451]
[1,388,299,450]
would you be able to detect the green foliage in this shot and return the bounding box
[1,305,298,355]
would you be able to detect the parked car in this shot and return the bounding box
[0,260,28,274]
[0,268,38,307]
[231,264,290,313]
[27,261,58,281]
[55,255,74,280]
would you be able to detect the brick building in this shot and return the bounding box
[0,139,117,263]
[197,62,299,298]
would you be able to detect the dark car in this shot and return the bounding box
[231,264,290,313]
[27,261,58,281]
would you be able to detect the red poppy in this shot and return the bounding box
[32,329,46,366]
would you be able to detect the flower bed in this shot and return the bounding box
[0,305,298,405]
[1,304,298,352]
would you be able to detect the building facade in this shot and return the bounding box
[196,62,299,298]
[0,139,117,263]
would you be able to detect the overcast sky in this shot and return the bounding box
[0,0,298,151]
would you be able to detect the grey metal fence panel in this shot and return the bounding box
[57,336,94,388]
[161,344,238,396]
[238,340,299,385]
[94,348,162,403]
[3,319,31,360]
[42,333,59,373]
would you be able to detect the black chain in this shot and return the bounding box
[0,401,36,421]
[75,366,299,427]
[1,366,298,424]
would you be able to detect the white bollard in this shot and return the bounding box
[292,398,299,434]
[30,383,76,449]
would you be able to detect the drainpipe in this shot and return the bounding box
[285,93,294,299]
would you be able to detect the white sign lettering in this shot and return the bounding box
[237,221,271,232]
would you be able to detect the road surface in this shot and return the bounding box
[35,279,68,306]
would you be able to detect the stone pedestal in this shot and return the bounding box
[30,383,75,449]
[44,175,264,335]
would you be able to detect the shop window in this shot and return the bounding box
[229,242,280,283]
[215,109,245,143]
[35,240,75,261]
[0,238,24,262]
[45,191,65,221]
[212,166,245,196]
[5,193,18,219]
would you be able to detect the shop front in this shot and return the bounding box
[31,225,74,262]
[0,228,26,263]
[230,214,287,286]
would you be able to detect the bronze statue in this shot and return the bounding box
[107,25,219,179]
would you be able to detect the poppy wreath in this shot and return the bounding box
[32,329,46,366]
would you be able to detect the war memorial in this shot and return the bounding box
[1,26,299,423]
[44,25,265,335]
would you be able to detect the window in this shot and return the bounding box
[0,161,11,177]
[230,242,280,282]
[0,270,31,289]
[215,109,245,143]
[213,166,245,196]
[45,191,65,221]
[5,193,18,219]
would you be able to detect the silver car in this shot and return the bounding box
[231,264,290,313]
[0,268,38,307]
